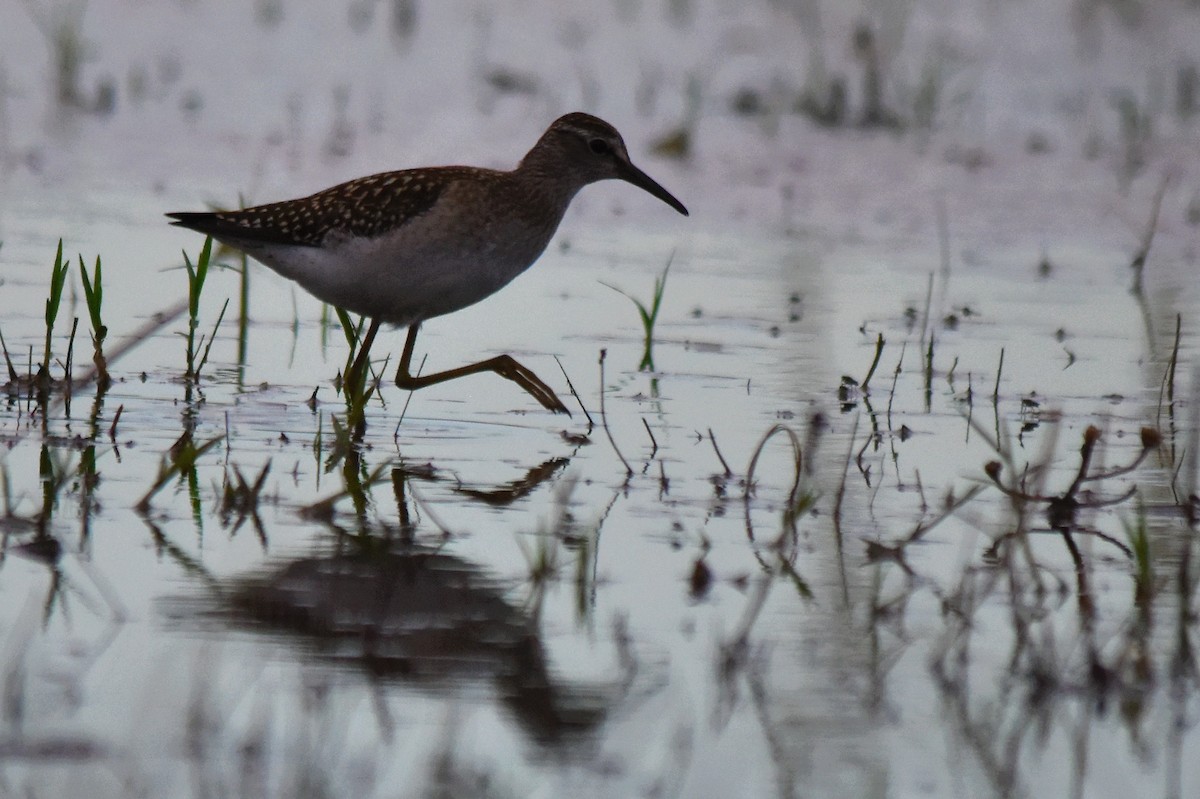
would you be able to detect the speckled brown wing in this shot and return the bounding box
[166,167,479,247]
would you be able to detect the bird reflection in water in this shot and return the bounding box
[227,545,610,747]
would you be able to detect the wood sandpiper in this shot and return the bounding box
[167,112,688,414]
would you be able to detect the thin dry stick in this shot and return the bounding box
[876,345,904,458]
[641,418,658,457]
[63,317,79,413]
[1157,314,1182,431]
[860,333,885,392]
[1182,371,1200,524]
[0,326,18,382]
[708,428,733,478]
[742,424,803,507]
[108,404,123,440]
[992,347,1005,404]
[885,339,904,412]
[598,349,632,477]
[991,347,1005,450]
[394,353,427,431]
[1079,428,1160,482]
[923,331,934,413]
[555,355,594,427]
[1167,314,1181,408]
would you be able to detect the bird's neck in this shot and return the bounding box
[517,138,590,198]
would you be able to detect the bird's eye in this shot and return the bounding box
[589,138,610,155]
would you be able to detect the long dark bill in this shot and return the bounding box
[617,160,689,216]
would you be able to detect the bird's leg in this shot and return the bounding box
[344,317,381,393]
[395,322,570,415]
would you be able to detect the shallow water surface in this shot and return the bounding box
[2,211,1196,798]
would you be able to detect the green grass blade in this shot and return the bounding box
[42,239,68,374]
[188,237,214,322]
[600,255,673,372]
[334,307,363,350]
[45,239,67,330]
[79,254,106,341]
